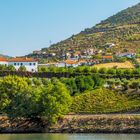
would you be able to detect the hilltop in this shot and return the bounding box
[28,3,140,62]
[0,54,11,58]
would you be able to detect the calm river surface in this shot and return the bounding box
[0,134,140,140]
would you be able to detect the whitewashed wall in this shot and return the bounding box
[0,61,8,66]
[8,61,38,72]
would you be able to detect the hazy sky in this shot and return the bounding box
[0,0,140,56]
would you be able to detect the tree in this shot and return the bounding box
[75,76,85,92]
[6,65,16,71]
[91,67,98,73]
[32,78,42,86]
[83,66,91,73]
[0,65,6,71]
[41,78,51,85]
[75,66,84,73]
[116,69,124,76]
[3,87,41,118]
[57,67,67,73]
[39,79,72,123]
[124,69,132,76]
[60,77,78,96]
[98,68,107,74]
[121,78,130,91]
[130,80,140,91]
[38,66,48,72]
[83,76,95,91]
[117,57,127,62]
[92,54,102,59]
[48,66,58,73]
[0,76,30,116]
[132,69,140,76]
[18,65,26,72]
[0,76,72,124]
[107,69,116,75]
[67,67,74,74]
[92,74,105,88]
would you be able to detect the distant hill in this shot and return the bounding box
[0,54,11,58]
[28,3,140,61]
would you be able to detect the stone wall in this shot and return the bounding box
[1,115,140,133]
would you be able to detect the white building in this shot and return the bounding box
[39,62,66,68]
[106,43,116,48]
[39,60,80,68]
[8,57,38,72]
[116,52,136,58]
[0,57,8,66]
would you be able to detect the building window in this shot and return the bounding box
[33,63,36,66]
[29,63,32,66]
[14,63,16,66]
[21,63,23,66]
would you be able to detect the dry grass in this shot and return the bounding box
[136,58,140,63]
[94,61,134,69]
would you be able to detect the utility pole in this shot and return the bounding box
[49,40,52,46]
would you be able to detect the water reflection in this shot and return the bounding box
[0,134,140,140]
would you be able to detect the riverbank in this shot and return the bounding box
[1,114,140,133]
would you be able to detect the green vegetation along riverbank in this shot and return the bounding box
[1,115,140,133]
[1,75,140,133]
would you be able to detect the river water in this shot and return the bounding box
[0,134,140,140]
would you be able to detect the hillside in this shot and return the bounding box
[28,3,140,61]
[0,54,11,58]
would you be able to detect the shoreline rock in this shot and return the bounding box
[1,115,140,133]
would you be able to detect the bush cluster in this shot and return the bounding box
[0,76,72,123]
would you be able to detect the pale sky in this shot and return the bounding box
[0,0,139,56]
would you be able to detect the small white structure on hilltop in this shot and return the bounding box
[8,57,38,72]
[0,57,8,66]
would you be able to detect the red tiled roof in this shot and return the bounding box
[0,57,8,62]
[65,60,77,65]
[8,57,37,62]
[102,56,113,59]
[79,60,87,63]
